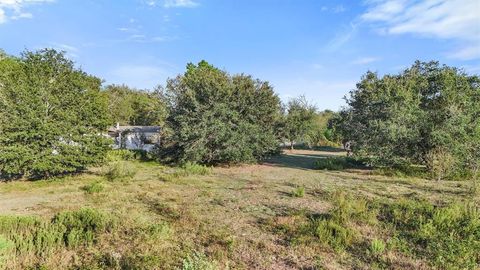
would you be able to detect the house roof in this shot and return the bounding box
[107,126,161,134]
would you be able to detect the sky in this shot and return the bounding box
[0,0,479,110]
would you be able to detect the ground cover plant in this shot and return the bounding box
[0,149,478,269]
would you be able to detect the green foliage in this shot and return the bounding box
[369,239,386,257]
[159,60,282,165]
[180,162,212,176]
[0,235,13,268]
[270,192,376,252]
[106,149,136,162]
[81,181,105,194]
[0,49,110,179]
[181,252,218,270]
[104,84,167,126]
[0,208,113,259]
[380,199,480,269]
[313,157,364,170]
[282,95,317,149]
[104,161,137,181]
[305,110,340,147]
[291,186,305,197]
[333,61,480,178]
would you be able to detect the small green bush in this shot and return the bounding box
[380,200,480,269]
[106,149,136,162]
[0,208,113,261]
[165,162,212,179]
[0,235,13,267]
[314,157,363,170]
[182,162,212,176]
[81,181,105,194]
[291,186,305,198]
[181,252,218,270]
[104,161,137,182]
[369,239,386,257]
[313,219,355,251]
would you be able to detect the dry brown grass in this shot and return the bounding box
[0,149,477,269]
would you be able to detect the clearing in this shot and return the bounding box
[0,149,477,269]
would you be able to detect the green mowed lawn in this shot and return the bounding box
[0,149,478,269]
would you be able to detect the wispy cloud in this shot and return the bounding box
[361,0,480,60]
[0,0,53,24]
[321,5,346,13]
[351,57,380,65]
[144,0,199,8]
[324,23,358,52]
[163,0,198,8]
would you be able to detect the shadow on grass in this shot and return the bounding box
[264,151,342,170]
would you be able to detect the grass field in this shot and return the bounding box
[0,149,478,269]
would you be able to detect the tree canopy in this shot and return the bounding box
[104,84,166,126]
[334,61,480,179]
[159,60,282,164]
[0,49,110,179]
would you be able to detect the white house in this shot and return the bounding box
[107,124,161,152]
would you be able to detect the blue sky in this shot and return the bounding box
[1,0,479,110]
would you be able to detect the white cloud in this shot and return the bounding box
[351,57,380,65]
[0,0,53,24]
[362,0,480,60]
[163,0,198,8]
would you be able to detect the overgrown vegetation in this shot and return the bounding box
[332,61,480,180]
[104,84,166,126]
[158,60,283,165]
[0,49,110,179]
[0,208,113,267]
[266,190,480,269]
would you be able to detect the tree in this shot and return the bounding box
[334,61,480,178]
[159,60,282,164]
[283,96,317,150]
[0,49,110,179]
[104,84,166,126]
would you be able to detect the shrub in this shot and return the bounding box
[81,181,105,194]
[166,162,212,179]
[0,208,113,261]
[0,235,13,267]
[313,219,355,251]
[106,150,136,162]
[104,161,137,182]
[291,186,305,198]
[313,157,363,171]
[369,239,386,257]
[380,200,480,269]
[182,162,212,176]
[181,252,218,270]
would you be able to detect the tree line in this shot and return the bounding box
[1,49,478,180]
[331,61,480,180]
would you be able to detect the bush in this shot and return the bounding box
[104,161,137,181]
[0,208,113,261]
[182,162,212,176]
[181,252,218,270]
[369,239,386,257]
[380,200,480,269]
[106,150,136,162]
[81,181,105,194]
[291,186,305,198]
[313,157,363,170]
